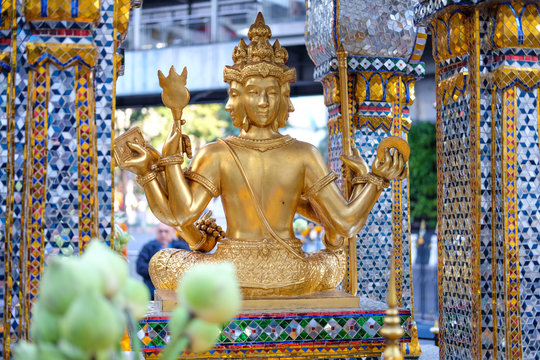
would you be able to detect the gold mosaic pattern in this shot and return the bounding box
[321,73,340,106]
[438,72,468,105]
[391,80,404,306]
[27,63,50,306]
[0,51,9,66]
[493,67,540,91]
[27,43,97,69]
[24,0,100,23]
[114,0,131,36]
[75,65,96,251]
[434,9,468,62]
[502,86,523,360]
[492,2,540,49]
[355,72,407,103]
[144,343,386,359]
[0,0,11,29]
[467,11,482,360]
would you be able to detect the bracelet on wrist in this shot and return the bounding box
[352,172,390,190]
[136,171,158,187]
[157,155,183,167]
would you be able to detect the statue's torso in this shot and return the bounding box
[218,138,307,241]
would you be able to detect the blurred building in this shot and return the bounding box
[116,0,436,122]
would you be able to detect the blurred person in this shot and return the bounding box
[136,223,190,298]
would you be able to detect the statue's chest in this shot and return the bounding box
[221,150,305,196]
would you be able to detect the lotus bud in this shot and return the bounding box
[57,340,89,360]
[13,341,39,360]
[39,257,82,315]
[185,319,220,353]
[82,241,128,298]
[30,302,60,343]
[178,262,241,324]
[61,293,125,352]
[118,278,150,319]
[168,307,190,339]
[37,343,69,360]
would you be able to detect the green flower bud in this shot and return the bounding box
[61,293,125,352]
[39,257,82,315]
[13,341,39,360]
[117,278,150,319]
[37,343,69,360]
[82,241,128,298]
[168,307,190,339]
[57,340,90,360]
[178,262,241,324]
[185,319,220,353]
[30,302,60,343]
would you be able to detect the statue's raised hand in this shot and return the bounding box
[372,148,407,181]
[122,142,158,176]
[340,148,369,177]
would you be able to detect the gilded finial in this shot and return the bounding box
[158,66,190,121]
[379,258,404,360]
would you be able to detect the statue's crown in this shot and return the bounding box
[224,13,296,85]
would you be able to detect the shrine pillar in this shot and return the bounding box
[414,0,540,359]
[306,0,426,357]
[0,0,139,357]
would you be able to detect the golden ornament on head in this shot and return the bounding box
[223,12,296,85]
[158,66,190,114]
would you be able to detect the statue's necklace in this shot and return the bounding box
[225,135,294,152]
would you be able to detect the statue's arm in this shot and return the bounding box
[305,145,404,238]
[166,144,220,226]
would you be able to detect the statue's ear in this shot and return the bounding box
[242,116,250,132]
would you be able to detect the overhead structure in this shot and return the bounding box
[305,0,426,357]
[415,0,540,359]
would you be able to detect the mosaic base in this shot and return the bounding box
[138,304,412,359]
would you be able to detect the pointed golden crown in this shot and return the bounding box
[224,13,296,85]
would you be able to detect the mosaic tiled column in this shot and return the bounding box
[306,0,426,358]
[414,0,540,359]
[0,0,138,357]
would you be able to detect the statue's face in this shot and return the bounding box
[225,81,245,127]
[243,76,280,128]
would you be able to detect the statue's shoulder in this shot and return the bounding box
[197,141,228,157]
[289,138,321,155]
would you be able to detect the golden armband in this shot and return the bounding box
[183,168,219,197]
[302,172,338,200]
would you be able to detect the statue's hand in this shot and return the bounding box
[340,148,369,177]
[162,122,183,158]
[322,228,345,252]
[372,148,407,181]
[121,142,156,176]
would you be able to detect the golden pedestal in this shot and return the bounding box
[155,289,360,312]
